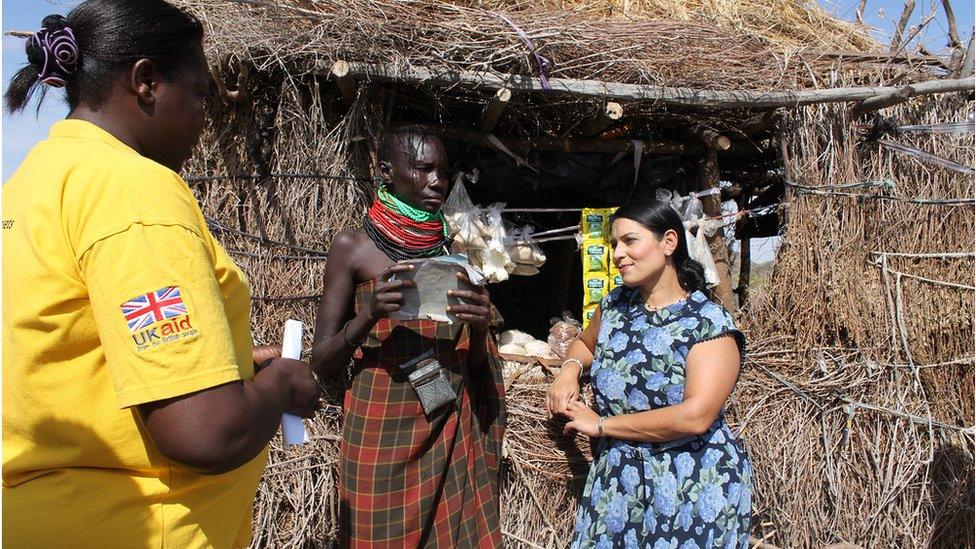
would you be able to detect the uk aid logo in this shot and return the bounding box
[120,286,198,351]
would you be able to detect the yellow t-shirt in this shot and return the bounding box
[2,120,266,549]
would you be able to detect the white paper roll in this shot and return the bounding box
[280,319,309,446]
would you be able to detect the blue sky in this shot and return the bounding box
[2,0,973,261]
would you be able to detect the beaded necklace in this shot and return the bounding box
[363,186,448,261]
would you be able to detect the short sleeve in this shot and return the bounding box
[81,222,244,408]
[691,301,746,361]
[600,285,626,311]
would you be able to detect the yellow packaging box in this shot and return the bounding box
[580,208,615,241]
[609,273,624,291]
[582,304,599,330]
[582,242,609,274]
[583,273,609,308]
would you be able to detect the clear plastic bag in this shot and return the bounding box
[442,173,476,216]
[506,225,546,272]
[685,224,719,287]
[448,210,488,252]
[674,194,703,223]
[479,203,512,283]
[547,312,582,359]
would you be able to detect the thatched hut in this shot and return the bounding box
[171,0,974,546]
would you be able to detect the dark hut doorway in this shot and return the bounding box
[441,141,700,339]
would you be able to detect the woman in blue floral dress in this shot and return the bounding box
[546,196,751,548]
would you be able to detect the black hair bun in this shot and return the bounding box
[26,15,69,70]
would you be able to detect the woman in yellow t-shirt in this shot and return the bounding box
[2,1,320,548]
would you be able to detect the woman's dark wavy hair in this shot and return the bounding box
[610,194,708,293]
[5,0,203,114]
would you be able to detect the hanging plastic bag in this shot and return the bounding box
[676,194,703,223]
[449,210,489,252]
[479,202,512,283]
[684,222,719,287]
[444,175,481,248]
[443,173,476,216]
[547,312,582,359]
[506,226,546,276]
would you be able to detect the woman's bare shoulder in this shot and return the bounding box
[328,228,368,256]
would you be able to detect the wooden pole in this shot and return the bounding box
[697,148,735,310]
[855,0,867,24]
[322,61,975,109]
[737,237,751,308]
[853,85,917,114]
[776,116,794,229]
[960,32,975,78]
[893,4,938,58]
[735,189,751,309]
[477,88,512,133]
[582,101,623,137]
[330,60,358,106]
[687,125,731,151]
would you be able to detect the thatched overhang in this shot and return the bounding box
[178,0,965,232]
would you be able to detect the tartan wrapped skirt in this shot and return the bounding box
[339,280,506,548]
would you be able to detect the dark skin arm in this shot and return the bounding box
[447,270,492,369]
[310,230,415,377]
[138,356,320,475]
[310,230,493,377]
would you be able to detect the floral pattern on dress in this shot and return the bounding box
[572,288,752,549]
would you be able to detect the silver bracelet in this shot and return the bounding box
[561,357,585,379]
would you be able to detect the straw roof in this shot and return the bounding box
[180,0,887,94]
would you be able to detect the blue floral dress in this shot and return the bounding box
[571,288,752,549]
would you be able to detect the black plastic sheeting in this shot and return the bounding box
[444,142,699,208]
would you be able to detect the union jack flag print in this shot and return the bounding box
[120,286,187,332]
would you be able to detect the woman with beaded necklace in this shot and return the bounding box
[311,125,506,548]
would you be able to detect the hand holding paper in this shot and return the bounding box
[388,254,485,323]
[280,319,310,446]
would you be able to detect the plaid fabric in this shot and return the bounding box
[339,280,506,548]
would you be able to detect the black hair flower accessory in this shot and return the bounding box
[28,25,79,88]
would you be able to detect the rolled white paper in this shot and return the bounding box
[280,319,310,446]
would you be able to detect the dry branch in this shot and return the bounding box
[582,101,623,137]
[941,0,962,49]
[477,88,512,133]
[890,0,916,51]
[328,62,975,108]
[853,85,917,115]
